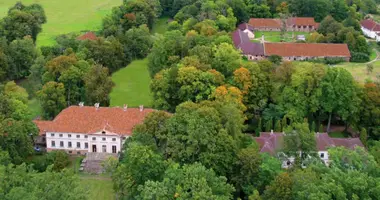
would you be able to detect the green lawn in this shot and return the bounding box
[110,59,152,107]
[0,0,121,46]
[336,61,380,83]
[80,176,114,200]
[328,132,349,138]
[28,98,42,119]
[152,17,169,34]
[253,31,310,42]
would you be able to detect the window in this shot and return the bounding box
[51,141,55,147]
[60,141,64,147]
[59,134,63,137]
[68,151,72,154]
[77,152,81,155]
[68,134,71,138]
[102,145,107,152]
[102,138,106,141]
[51,133,55,137]
[92,137,96,141]
[84,135,88,138]
[320,153,325,158]
[77,142,81,148]
[76,135,80,138]
[68,142,72,148]
[85,143,88,149]
[112,138,116,142]
[102,131,106,134]
[112,145,117,153]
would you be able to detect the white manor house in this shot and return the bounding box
[34,104,154,155]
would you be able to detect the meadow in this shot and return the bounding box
[253,31,310,42]
[0,0,121,46]
[336,60,380,83]
[110,59,152,107]
[80,176,114,200]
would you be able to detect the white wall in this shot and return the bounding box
[243,29,255,39]
[46,130,127,154]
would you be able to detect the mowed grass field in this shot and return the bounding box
[80,176,114,200]
[253,31,310,42]
[336,61,380,83]
[0,0,121,46]
[110,59,152,107]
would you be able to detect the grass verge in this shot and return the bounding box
[80,175,114,200]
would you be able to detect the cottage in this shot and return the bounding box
[248,17,319,32]
[238,23,255,39]
[34,104,155,155]
[232,29,265,60]
[360,19,380,41]
[77,32,97,41]
[254,131,364,168]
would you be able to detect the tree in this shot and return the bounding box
[47,150,70,172]
[319,67,361,132]
[263,172,292,200]
[268,55,282,65]
[331,0,348,22]
[360,128,368,147]
[113,143,166,198]
[226,0,249,23]
[37,81,66,119]
[248,4,272,18]
[0,3,46,42]
[274,120,281,132]
[120,25,153,59]
[284,122,317,166]
[212,43,241,77]
[84,65,114,106]
[7,37,37,80]
[289,0,332,22]
[359,83,380,139]
[367,63,374,74]
[138,163,235,200]
[0,163,87,200]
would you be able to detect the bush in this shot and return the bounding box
[29,150,70,172]
[350,52,370,62]
[268,55,282,65]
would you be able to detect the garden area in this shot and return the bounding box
[252,31,310,42]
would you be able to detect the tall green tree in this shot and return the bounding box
[84,65,114,106]
[37,81,66,119]
[7,37,37,80]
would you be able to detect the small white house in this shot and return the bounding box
[34,104,155,155]
[361,19,380,42]
[238,23,255,39]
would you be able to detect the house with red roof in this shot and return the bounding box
[254,131,364,168]
[248,17,319,32]
[34,103,155,155]
[360,19,380,41]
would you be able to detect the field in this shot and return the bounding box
[110,59,152,107]
[0,0,121,46]
[80,175,114,200]
[253,31,310,42]
[336,61,380,83]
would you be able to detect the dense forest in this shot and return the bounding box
[0,0,380,199]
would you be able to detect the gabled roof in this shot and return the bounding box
[77,32,97,41]
[264,43,351,57]
[34,106,155,135]
[232,29,264,56]
[238,23,254,31]
[287,17,318,26]
[254,132,364,155]
[249,18,281,28]
[360,19,380,31]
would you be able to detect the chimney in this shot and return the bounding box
[94,103,100,110]
[139,105,144,112]
[123,104,128,111]
[79,102,84,107]
[270,130,273,135]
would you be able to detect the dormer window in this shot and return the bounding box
[102,131,106,134]
[320,153,325,158]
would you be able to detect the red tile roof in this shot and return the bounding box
[264,43,351,57]
[77,32,97,41]
[34,106,155,135]
[287,17,318,26]
[249,18,281,29]
[254,132,364,154]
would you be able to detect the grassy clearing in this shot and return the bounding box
[28,98,42,119]
[336,61,380,83]
[110,59,152,107]
[253,31,310,42]
[370,49,377,61]
[328,132,349,138]
[152,17,169,34]
[80,175,114,200]
[0,0,121,46]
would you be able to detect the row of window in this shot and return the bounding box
[51,141,88,149]
[50,133,117,141]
